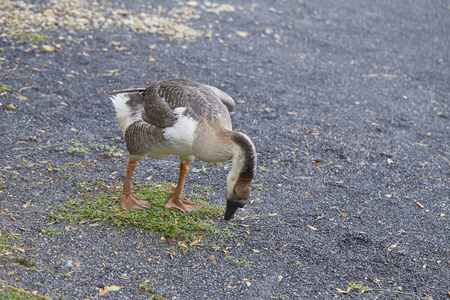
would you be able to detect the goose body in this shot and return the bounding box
[109,79,256,220]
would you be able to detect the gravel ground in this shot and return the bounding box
[1,0,449,299]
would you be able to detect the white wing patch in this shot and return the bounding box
[163,107,198,156]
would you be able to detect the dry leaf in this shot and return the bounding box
[338,210,348,217]
[251,249,260,253]
[42,45,60,52]
[6,104,16,109]
[287,112,298,115]
[99,285,121,295]
[18,95,28,101]
[307,225,318,231]
[236,31,251,37]
[210,254,217,264]
[387,158,394,165]
[336,287,351,294]
[278,275,283,282]
[149,57,156,62]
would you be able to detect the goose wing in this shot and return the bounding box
[141,79,233,127]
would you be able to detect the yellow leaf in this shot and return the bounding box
[149,57,156,62]
[278,275,283,282]
[251,249,260,253]
[99,285,121,295]
[107,285,121,291]
[338,210,348,217]
[98,288,107,296]
[42,45,60,52]
[6,104,16,109]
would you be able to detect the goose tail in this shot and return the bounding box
[110,92,144,133]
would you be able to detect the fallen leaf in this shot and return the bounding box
[338,210,348,217]
[18,95,28,101]
[210,255,217,264]
[6,104,16,109]
[287,112,298,115]
[251,249,260,253]
[278,275,283,282]
[42,45,60,52]
[307,225,318,231]
[22,199,32,208]
[99,285,121,295]
[387,158,394,165]
[236,31,251,37]
[336,287,351,294]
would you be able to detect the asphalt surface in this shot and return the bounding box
[1,0,449,299]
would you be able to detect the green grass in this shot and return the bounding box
[0,284,48,300]
[14,32,50,41]
[49,182,235,245]
[0,231,20,256]
[41,228,61,236]
[67,147,90,154]
[348,281,371,292]
[0,84,13,93]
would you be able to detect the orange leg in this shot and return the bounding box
[164,162,204,213]
[120,160,150,210]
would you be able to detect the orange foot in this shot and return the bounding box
[164,194,204,213]
[120,193,150,211]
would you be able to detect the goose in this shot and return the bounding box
[108,78,257,220]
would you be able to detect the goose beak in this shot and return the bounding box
[224,200,246,221]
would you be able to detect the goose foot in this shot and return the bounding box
[120,193,150,211]
[164,194,204,213]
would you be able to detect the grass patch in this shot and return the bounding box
[49,182,235,245]
[226,256,253,267]
[41,228,61,236]
[0,84,13,93]
[13,257,35,268]
[0,281,49,300]
[14,32,50,41]
[0,231,21,256]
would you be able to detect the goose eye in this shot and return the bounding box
[233,189,237,195]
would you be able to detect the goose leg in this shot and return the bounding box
[164,163,204,213]
[120,160,150,210]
